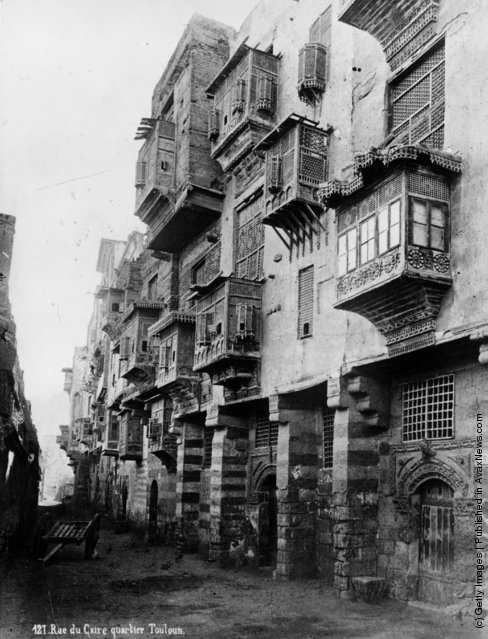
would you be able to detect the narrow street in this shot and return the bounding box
[0,522,475,639]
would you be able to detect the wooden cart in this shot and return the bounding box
[35,513,101,563]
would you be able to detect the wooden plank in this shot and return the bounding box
[42,543,65,564]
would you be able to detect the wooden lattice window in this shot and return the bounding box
[298,7,331,103]
[255,417,278,448]
[389,40,445,148]
[298,126,328,186]
[235,194,264,280]
[323,407,335,469]
[202,428,214,468]
[402,374,454,442]
[298,265,314,338]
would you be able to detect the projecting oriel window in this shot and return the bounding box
[298,265,314,338]
[402,374,454,442]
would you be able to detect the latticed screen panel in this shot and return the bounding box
[235,195,264,280]
[299,126,328,186]
[323,407,335,469]
[390,42,445,147]
[255,417,278,448]
[298,265,314,338]
[402,374,454,442]
[408,172,449,201]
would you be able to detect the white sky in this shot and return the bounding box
[0,0,259,439]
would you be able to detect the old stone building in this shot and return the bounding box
[0,214,40,552]
[61,2,487,607]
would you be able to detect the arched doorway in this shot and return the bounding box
[256,473,277,566]
[413,478,454,602]
[148,480,158,538]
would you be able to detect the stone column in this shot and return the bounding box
[270,394,321,578]
[175,419,203,550]
[327,373,387,600]
[206,407,248,563]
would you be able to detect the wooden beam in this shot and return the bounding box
[305,203,327,232]
[271,226,291,250]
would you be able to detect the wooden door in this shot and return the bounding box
[418,479,454,602]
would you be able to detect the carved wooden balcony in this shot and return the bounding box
[206,44,279,172]
[119,413,143,461]
[118,301,164,381]
[320,145,462,356]
[134,119,175,219]
[134,119,224,253]
[193,278,262,395]
[255,114,329,248]
[148,312,200,416]
[102,414,119,457]
[147,418,178,471]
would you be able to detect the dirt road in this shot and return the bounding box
[0,525,477,639]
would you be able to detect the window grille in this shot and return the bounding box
[269,156,282,193]
[298,266,314,338]
[196,312,214,346]
[323,407,335,469]
[202,428,214,468]
[236,304,255,338]
[135,161,146,187]
[402,374,454,441]
[235,195,264,281]
[162,399,173,434]
[256,75,274,114]
[208,109,220,141]
[255,417,278,448]
[232,79,246,114]
[389,41,445,148]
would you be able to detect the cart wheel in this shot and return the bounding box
[84,514,101,559]
[33,513,54,559]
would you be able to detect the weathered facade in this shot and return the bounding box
[61,3,487,607]
[0,214,40,552]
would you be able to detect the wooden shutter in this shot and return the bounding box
[298,266,314,338]
[135,161,146,187]
[208,108,220,141]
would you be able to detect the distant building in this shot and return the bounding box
[61,3,488,608]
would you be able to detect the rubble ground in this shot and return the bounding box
[0,524,476,639]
